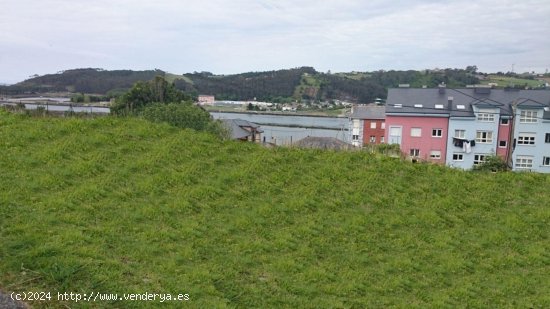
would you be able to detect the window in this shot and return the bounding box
[545,133,550,143]
[381,122,385,129]
[500,118,509,125]
[369,136,376,143]
[519,110,538,123]
[477,112,495,122]
[435,104,444,109]
[457,105,465,110]
[380,136,385,143]
[517,133,536,145]
[452,153,464,161]
[414,104,423,108]
[515,156,533,169]
[353,119,360,129]
[370,122,376,129]
[543,157,550,166]
[394,104,402,108]
[499,140,507,148]
[410,149,420,157]
[454,129,465,139]
[474,154,487,165]
[432,129,443,137]
[476,131,493,144]
[430,150,441,159]
[411,128,422,137]
[352,135,359,141]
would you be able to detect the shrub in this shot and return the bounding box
[473,155,508,172]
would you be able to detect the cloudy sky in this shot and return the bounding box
[1,0,549,84]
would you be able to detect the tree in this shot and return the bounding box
[111,76,192,114]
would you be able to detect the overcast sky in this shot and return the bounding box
[1,0,549,84]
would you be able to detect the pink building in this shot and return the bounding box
[386,116,449,163]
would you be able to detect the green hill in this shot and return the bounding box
[1,67,484,103]
[1,111,549,308]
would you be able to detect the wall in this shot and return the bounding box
[385,115,448,163]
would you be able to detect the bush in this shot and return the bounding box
[473,155,508,172]
[141,102,229,139]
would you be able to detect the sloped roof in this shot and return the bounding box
[221,118,263,139]
[350,104,385,120]
[386,88,550,118]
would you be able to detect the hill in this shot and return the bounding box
[3,68,164,95]
[1,111,549,308]
[1,67,483,103]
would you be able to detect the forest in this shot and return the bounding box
[1,67,484,103]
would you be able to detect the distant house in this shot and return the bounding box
[198,95,215,105]
[222,119,263,143]
[349,104,385,147]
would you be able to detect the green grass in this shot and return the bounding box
[1,111,549,308]
[481,75,545,88]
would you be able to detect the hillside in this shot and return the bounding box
[1,111,549,308]
[1,67,484,103]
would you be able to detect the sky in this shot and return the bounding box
[1,0,550,84]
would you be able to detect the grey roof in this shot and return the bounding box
[386,88,550,118]
[221,118,263,139]
[350,104,385,119]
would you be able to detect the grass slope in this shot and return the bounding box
[1,112,549,308]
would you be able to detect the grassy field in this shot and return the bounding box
[1,111,549,308]
[481,75,545,88]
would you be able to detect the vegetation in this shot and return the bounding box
[473,155,509,172]
[1,67,485,103]
[141,103,229,139]
[1,111,549,308]
[111,76,192,115]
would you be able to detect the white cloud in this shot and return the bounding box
[1,0,549,83]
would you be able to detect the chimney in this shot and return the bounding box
[447,96,453,110]
[438,83,446,94]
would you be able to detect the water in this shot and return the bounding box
[0,102,110,114]
[211,112,350,145]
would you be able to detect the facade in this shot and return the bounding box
[511,98,550,172]
[385,87,450,163]
[349,104,385,147]
[198,95,215,105]
[385,87,550,171]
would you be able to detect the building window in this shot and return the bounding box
[369,136,376,143]
[430,150,441,159]
[454,129,465,139]
[452,153,464,161]
[519,110,538,123]
[370,122,376,129]
[517,133,536,145]
[352,135,359,141]
[477,112,495,122]
[380,136,385,143]
[475,131,493,144]
[499,140,507,148]
[543,157,550,166]
[500,118,509,125]
[474,154,487,165]
[410,149,420,157]
[432,129,443,137]
[545,133,550,143]
[411,128,422,137]
[381,122,385,129]
[515,156,533,169]
[353,119,360,129]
